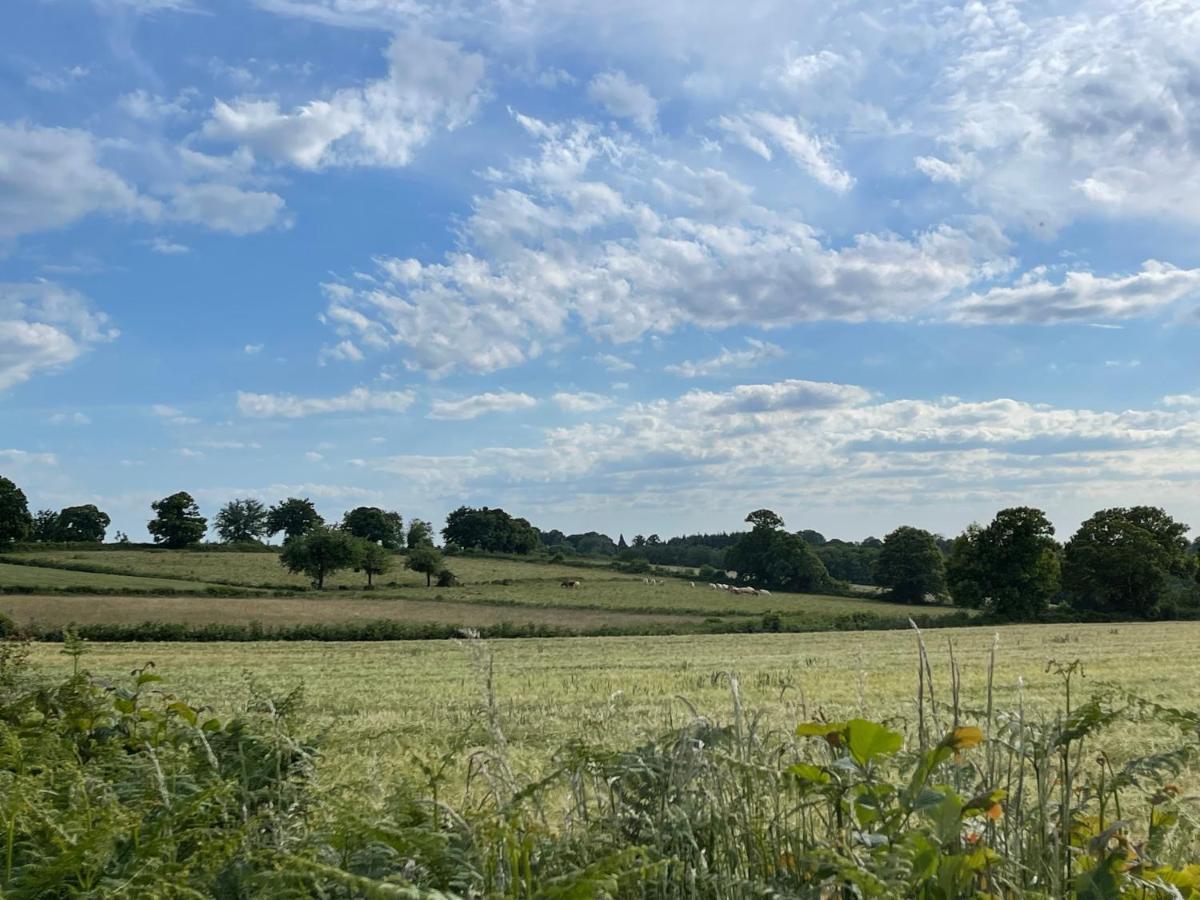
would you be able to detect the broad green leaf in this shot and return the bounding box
[845,719,902,766]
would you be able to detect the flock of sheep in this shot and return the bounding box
[560,576,772,596]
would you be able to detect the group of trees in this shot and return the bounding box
[276,527,446,589]
[868,505,1196,620]
[0,476,113,544]
[3,471,1198,618]
[724,510,832,593]
[443,506,539,554]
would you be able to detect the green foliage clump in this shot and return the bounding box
[948,506,1061,618]
[406,544,445,586]
[726,509,831,593]
[279,526,360,588]
[353,539,393,587]
[873,526,946,603]
[146,491,207,548]
[442,506,540,554]
[213,497,269,543]
[266,497,324,542]
[341,506,405,549]
[1064,506,1195,617]
[0,476,33,545]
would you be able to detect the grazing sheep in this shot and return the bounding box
[560,579,581,588]
[709,583,717,589]
[758,589,771,596]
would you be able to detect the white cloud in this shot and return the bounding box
[595,353,636,373]
[305,450,324,461]
[146,237,190,254]
[718,112,854,192]
[953,261,1200,324]
[243,343,264,354]
[320,117,1006,375]
[201,33,485,170]
[0,124,159,239]
[27,65,89,93]
[176,447,204,459]
[928,0,1200,229]
[666,337,784,378]
[236,386,416,418]
[119,89,194,121]
[0,449,57,466]
[587,71,658,132]
[169,183,288,235]
[428,390,537,420]
[150,403,200,425]
[48,411,91,425]
[0,282,118,390]
[553,391,612,413]
[914,156,965,184]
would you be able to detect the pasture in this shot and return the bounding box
[0,548,961,631]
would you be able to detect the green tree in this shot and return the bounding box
[56,504,111,542]
[214,498,270,544]
[948,508,1060,619]
[147,492,207,548]
[31,509,61,542]
[725,509,830,593]
[267,497,324,542]
[873,526,947,604]
[406,518,433,548]
[1063,506,1194,617]
[0,476,32,544]
[341,507,405,549]
[406,544,444,586]
[441,506,540,554]
[279,526,360,589]
[354,539,393,587]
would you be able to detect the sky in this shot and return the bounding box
[1,0,1199,543]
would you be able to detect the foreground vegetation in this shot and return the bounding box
[6,624,1200,896]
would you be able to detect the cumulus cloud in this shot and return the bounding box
[666,337,784,378]
[0,449,57,466]
[587,71,658,131]
[553,391,612,413]
[169,183,288,235]
[150,404,200,425]
[953,261,1200,324]
[201,33,485,170]
[428,390,537,420]
[926,0,1200,229]
[320,116,1007,375]
[48,411,91,425]
[0,124,159,239]
[236,386,416,418]
[0,281,118,390]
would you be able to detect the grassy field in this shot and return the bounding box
[0,593,703,631]
[0,549,959,628]
[0,560,236,593]
[25,621,1200,784]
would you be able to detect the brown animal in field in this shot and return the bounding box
[560,579,581,588]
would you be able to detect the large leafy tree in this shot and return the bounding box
[442,506,540,554]
[725,509,830,593]
[1064,506,1194,616]
[147,492,207,548]
[341,507,405,549]
[948,507,1060,619]
[406,518,433,548]
[31,509,61,542]
[873,526,947,604]
[266,497,324,543]
[279,526,360,589]
[56,504,111,542]
[405,544,444,586]
[214,498,270,544]
[0,476,32,544]
[355,540,393,587]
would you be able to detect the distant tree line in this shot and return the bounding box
[1,472,1197,617]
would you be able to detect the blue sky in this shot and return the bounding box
[2,0,1199,542]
